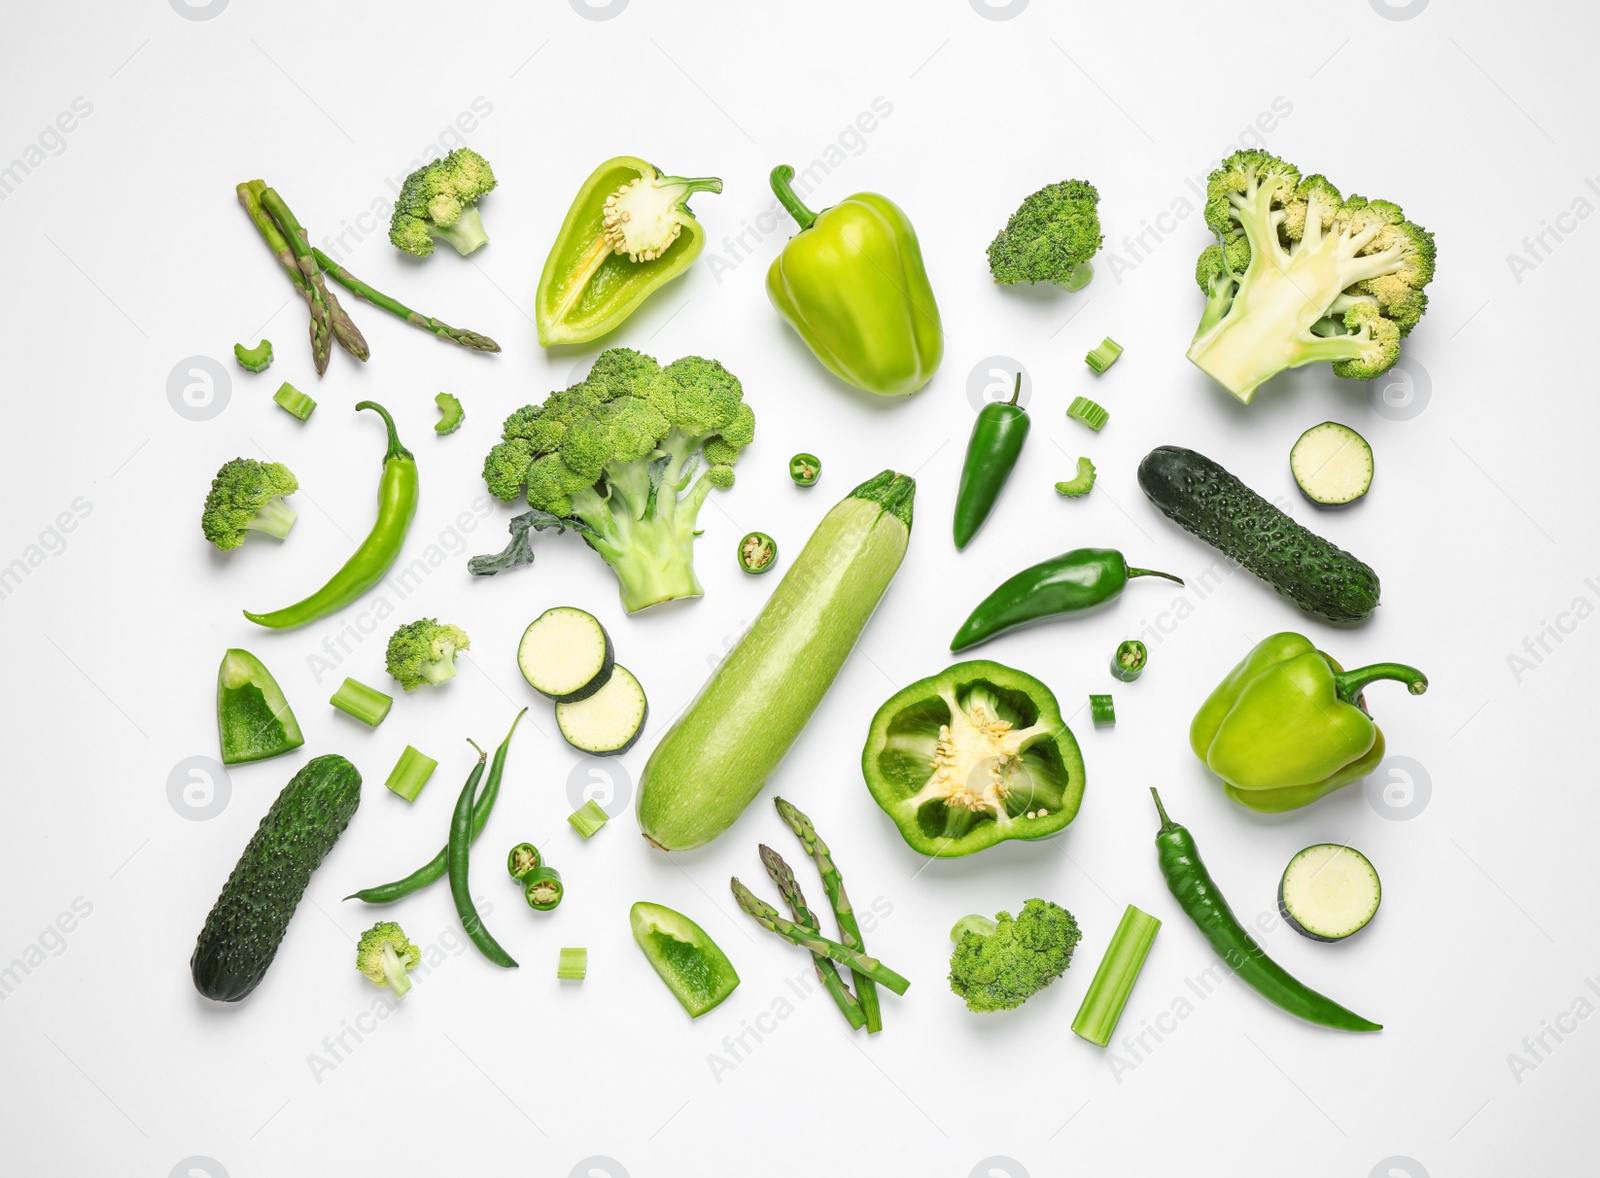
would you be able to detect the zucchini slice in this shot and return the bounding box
[1290,422,1373,506]
[555,665,647,756]
[517,607,615,702]
[1278,844,1381,942]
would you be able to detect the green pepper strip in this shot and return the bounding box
[244,401,419,629]
[346,709,525,904]
[953,373,1030,550]
[450,738,517,968]
[1151,789,1380,1032]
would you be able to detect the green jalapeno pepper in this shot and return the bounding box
[953,373,1029,549]
[1110,639,1148,682]
[1151,789,1380,1033]
[789,453,821,486]
[950,547,1182,651]
[245,401,417,629]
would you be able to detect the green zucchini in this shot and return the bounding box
[191,754,362,1001]
[1137,445,1380,623]
[1290,421,1373,506]
[636,470,915,851]
[1278,844,1381,941]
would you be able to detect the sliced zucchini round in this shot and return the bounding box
[518,607,614,702]
[555,665,647,757]
[1290,422,1373,506]
[1278,844,1381,942]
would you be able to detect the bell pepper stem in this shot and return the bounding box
[1125,565,1184,585]
[770,165,819,231]
[1331,662,1429,702]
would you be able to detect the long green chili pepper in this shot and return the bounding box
[953,372,1030,550]
[951,546,1182,651]
[451,738,517,968]
[1151,789,1380,1033]
[244,401,419,629]
[346,708,526,904]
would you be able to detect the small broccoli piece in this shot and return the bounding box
[385,619,471,691]
[948,898,1082,1012]
[1187,150,1437,403]
[234,339,273,373]
[471,348,754,611]
[433,392,465,435]
[987,180,1103,289]
[357,921,421,997]
[201,458,299,550]
[389,148,498,258]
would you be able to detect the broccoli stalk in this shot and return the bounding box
[473,349,755,613]
[201,458,299,550]
[357,921,420,997]
[948,898,1082,1012]
[1187,151,1436,403]
[390,149,498,258]
[385,619,470,691]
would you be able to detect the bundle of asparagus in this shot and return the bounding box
[237,180,499,373]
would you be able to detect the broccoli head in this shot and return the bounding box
[389,148,498,258]
[357,921,420,997]
[948,898,1082,1012]
[471,347,754,611]
[385,619,470,691]
[1187,150,1437,403]
[201,458,299,550]
[987,180,1103,289]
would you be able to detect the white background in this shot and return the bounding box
[2,1,1595,1175]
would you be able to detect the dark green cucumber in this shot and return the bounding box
[191,754,362,1001]
[1137,446,1379,622]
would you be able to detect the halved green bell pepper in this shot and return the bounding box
[1191,632,1428,812]
[766,165,943,396]
[216,648,304,765]
[536,157,721,346]
[862,660,1084,856]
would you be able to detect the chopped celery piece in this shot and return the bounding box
[1067,396,1109,431]
[434,392,465,435]
[1072,905,1160,1047]
[384,745,437,802]
[1055,456,1097,498]
[557,947,587,980]
[330,677,393,727]
[568,798,609,838]
[1089,694,1115,726]
[234,339,273,373]
[273,382,316,421]
[1085,337,1123,374]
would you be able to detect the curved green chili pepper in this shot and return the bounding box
[953,372,1030,549]
[450,738,517,968]
[950,546,1182,651]
[1151,789,1380,1032]
[346,709,525,904]
[244,401,418,629]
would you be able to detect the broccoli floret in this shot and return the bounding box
[1187,150,1437,403]
[473,348,755,611]
[234,339,273,373]
[987,180,1103,289]
[357,921,420,997]
[434,392,465,435]
[201,458,299,550]
[389,148,497,258]
[948,898,1082,1012]
[385,619,470,691]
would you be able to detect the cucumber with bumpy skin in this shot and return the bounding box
[1137,445,1380,623]
[1291,422,1373,506]
[191,754,362,1001]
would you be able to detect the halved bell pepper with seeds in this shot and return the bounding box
[862,660,1085,857]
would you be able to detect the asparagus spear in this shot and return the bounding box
[775,797,883,1034]
[311,248,501,353]
[236,181,368,361]
[258,188,336,375]
[729,878,910,995]
[759,845,865,1030]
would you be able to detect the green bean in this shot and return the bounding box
[346,709,525,904]
[450,738,516,968]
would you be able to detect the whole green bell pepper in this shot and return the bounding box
[766,165,943,396]
[1191,632,1428,812]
